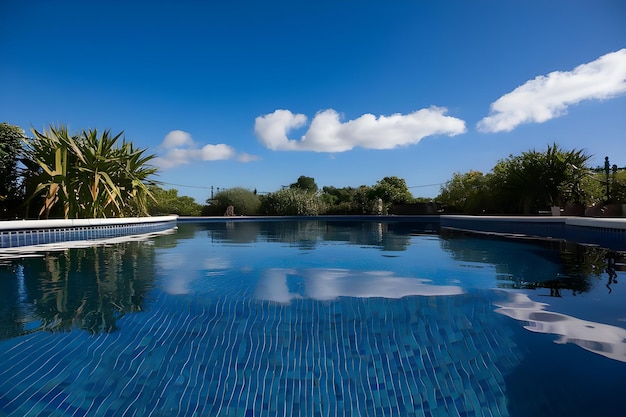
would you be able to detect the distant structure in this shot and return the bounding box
[390,202,440,215]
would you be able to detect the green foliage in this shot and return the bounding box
[320,185,371,214]
[493,144,591,213]
[438,143,593,214]
[576,171,605,207]
[368,176,413,213]
[370,176,413,203]
[0,122,26,217]
[413,197,435,203]
[321,186,352,204]
[437,171,492,213]
[203,187,261,215]
[259,188,323,216]
[22,125,157,219]
[147,186,202,216]
[353,185,378,214]
[610,169,626,203]
[290,175,318,193]
[318,179,415,215]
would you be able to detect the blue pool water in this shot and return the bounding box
[1,220,625,416]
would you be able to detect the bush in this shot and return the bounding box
[147,186,202,216]
[203,187,260,216]
[259,188,323,216]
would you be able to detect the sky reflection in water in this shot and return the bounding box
[155,221,626,363]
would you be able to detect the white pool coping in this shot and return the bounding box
[0,216,179,249]
[441,215,626,230]
[0,215,178,232]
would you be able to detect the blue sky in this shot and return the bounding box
[1,0,625,203]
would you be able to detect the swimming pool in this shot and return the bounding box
[1,219,624,416]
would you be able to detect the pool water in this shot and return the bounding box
[1,220,625,417]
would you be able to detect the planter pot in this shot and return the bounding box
[550,206,561,216]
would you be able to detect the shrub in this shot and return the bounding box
[203,187,260,215]
[259,188,323,216]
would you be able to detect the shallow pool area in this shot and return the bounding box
[1,219,625,416]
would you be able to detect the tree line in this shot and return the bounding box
[200,175,416,216]
[437,143,625,215]
[202,144,625,217]
[2,122,623,219]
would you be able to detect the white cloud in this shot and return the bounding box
[154,130,242,169]
[254,109,308,150]
[254,107,466,152]
[198,144,235,160]
[478,48,626,133]
[162,130,194,148]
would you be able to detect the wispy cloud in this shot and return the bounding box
[237,152,261,162]
[478,49,626,133]
[154,130,258,169]
[254,107,466,152]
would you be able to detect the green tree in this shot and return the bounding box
[581,172,606,207]
[437,170,491,213]
[290,175,318,193]
[608,168,626,204]
[22,125,157,219]
[203,187,260,215]
[147,186,202,216]
[353,185,377,214]
[0,123,26,217]
[369,176,413,213]
[321,186,362,214]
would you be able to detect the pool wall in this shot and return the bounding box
[439,215,626,249]
[0,216,178,248]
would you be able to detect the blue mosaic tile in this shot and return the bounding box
[0,220,176,249]
[4,223,623,417]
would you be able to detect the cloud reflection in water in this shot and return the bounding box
[255,268,464,303]
[495,292,626,362]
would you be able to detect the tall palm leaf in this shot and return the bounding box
[119,141,158,216]
[74,129,126,217]
[23,126,77,218]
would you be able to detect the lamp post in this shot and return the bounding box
[604,156,610,202]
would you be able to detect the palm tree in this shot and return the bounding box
[22,125,157,219]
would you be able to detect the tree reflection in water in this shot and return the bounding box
[605,251,619,293]
[197,220,438,251]
[528,245,624,296]
[0,240,157,339]
[439,229,625,296]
